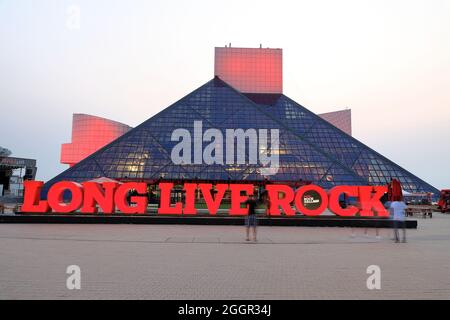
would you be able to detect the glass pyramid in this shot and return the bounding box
[42,77,438,196]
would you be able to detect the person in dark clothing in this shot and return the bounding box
[244,194,258,242]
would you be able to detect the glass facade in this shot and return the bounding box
[253,94,437,193]
[42,77,439,197]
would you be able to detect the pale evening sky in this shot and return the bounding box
[0,0,449,189]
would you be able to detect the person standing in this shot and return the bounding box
[245,194,258,242]
[390,199,407,243]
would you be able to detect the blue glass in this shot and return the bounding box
[42,77,439,198]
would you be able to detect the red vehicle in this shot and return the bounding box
[438,190,450,213]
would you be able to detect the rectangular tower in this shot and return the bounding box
[214,46,283,94]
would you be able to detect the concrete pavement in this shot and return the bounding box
[0,213,449,299]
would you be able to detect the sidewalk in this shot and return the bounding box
[0,213,449,299]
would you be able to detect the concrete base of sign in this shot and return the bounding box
[1,214,417,228]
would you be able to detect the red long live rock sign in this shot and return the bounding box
[21,181,389,217]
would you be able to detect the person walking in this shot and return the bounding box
[245,194,258,242]
[390,198,407,243]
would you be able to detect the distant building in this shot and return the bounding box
[0,155,36,198]
[318,109,352,136]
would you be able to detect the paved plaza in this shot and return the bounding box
[1,214,450,299]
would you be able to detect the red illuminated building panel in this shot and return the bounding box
[61,114,132,167]
[214,46,283,94]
